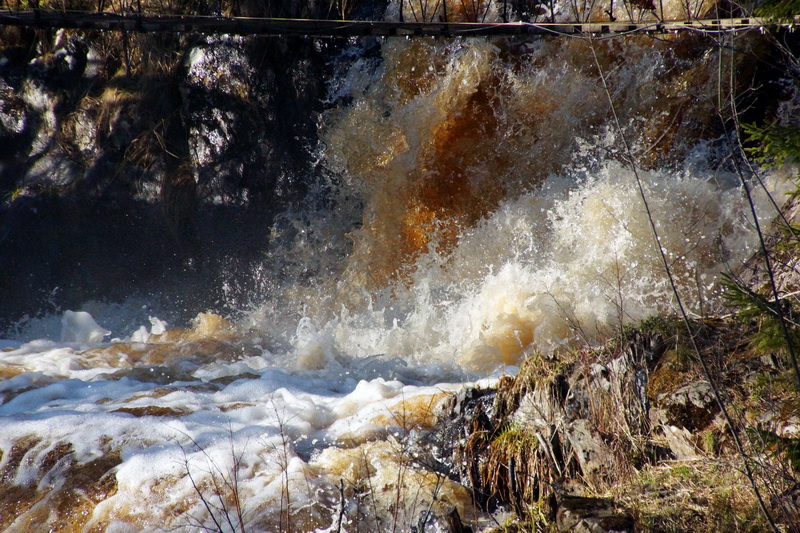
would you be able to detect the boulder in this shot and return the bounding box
[565,419,615,483]
[654,380,718,431]
[556,496,634,533]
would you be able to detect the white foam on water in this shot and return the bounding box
[0,192,786,528]
[60,310,111,345]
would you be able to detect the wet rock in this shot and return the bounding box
[0,28,342,328]
[779,417,800,439]
[414,506,472,533]
[513,386,563,432]
[758,410,800,440]
[434,386,498,476]
[555,496,634,533]
[183,35,264,200]
[426,385,501,510]
[649,381,719,459]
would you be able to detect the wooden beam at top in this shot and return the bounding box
[0,10,797,37]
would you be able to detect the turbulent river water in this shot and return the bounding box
[0,1,797,531]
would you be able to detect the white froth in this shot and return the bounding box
[60,309,112,345]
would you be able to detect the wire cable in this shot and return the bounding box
[589,35,780,533]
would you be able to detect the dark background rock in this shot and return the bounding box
[0,27,352,332]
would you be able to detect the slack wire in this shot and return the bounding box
[588,37,780,533]
[712,17,799,238]
[717,29,800,390]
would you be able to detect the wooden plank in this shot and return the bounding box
[0,10,797,37]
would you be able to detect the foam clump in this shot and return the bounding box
[129,317,168,343]
[148,312,235,343]
[60,310,111,345]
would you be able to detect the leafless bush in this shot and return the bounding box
[175,430,248,533]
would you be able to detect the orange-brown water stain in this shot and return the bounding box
[97,386,197,404]
[0,365,24,381]
[336,32,764,296]
[418,81,507,207]
[382,38,447,105]
[386,47,498,219]
[352,37,617,289]
[35,441,76,483]
[0,436,45,531]
[80,313,261,372]
[333,393,453,446]
[0,435,42,485]
[482,314,536,362]
[359,71,519,286]
[459,312,540,374]
[111,405,191,417]
[210,372,261,386]
[116,340,255,366]
[0,484,41,531]
[369,392,451,433]
[85,473,185,532]
[30,453,119,533]
[0,437,121,533]
[317,439,474,523]
[151,312,238,343]
[218,401,256,412]
[93,382,218,414]
[400,73,542,265]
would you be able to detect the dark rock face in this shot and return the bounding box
[431,386,500,505]
[0,29,341,331]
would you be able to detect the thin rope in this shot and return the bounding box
[589,36,780,533]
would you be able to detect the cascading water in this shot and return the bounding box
[0,1,797,530]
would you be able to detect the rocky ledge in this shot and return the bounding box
[424,312,800,532]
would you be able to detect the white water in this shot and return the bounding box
[0,155,788,530]
[0,21,796,533]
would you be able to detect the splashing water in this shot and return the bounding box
[0,25,795,533]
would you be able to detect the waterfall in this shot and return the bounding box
[0,2,797,530]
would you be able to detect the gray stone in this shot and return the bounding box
[658,420,703,460]
[656,380,718,431]
[556,496,635,533]
[565,419,615,482]
[513,388,562,432]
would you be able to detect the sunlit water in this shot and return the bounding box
[1,5,796,531]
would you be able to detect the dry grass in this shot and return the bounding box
[613,459,777,532]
